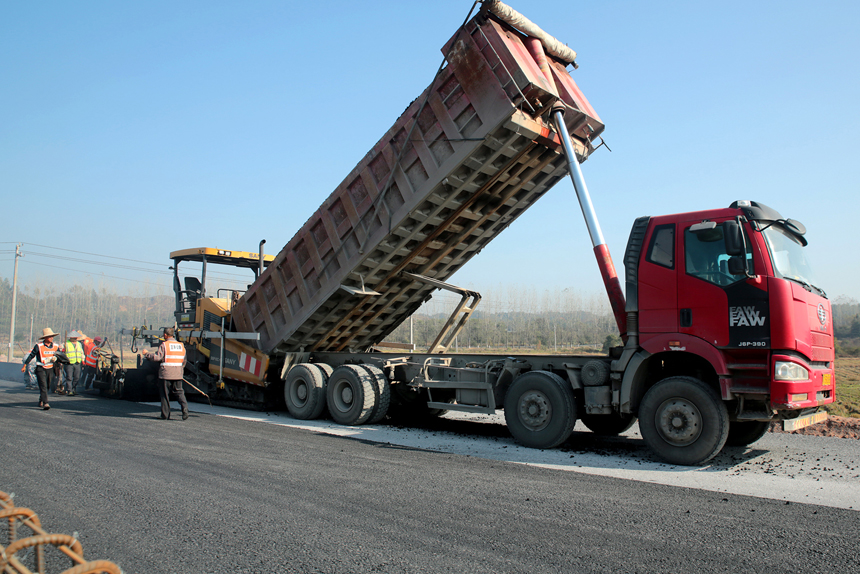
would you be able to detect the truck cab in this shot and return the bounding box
[621,200,834,462]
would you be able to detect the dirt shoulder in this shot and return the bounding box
[769,415,860,439]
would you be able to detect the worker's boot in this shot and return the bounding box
[182,407,189,421]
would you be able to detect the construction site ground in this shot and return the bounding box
[1,376,858,574]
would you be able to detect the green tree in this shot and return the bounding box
[602,334,622,353]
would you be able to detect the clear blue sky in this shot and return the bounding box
[2,0,859,304]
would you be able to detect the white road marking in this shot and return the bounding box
[163,402,860,511]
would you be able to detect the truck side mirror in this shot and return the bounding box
[724,221,744,256]
[727,255,746,275]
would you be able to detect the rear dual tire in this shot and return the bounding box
[358,364,391,424]
[326,365,376,425]
[284,363,329,420]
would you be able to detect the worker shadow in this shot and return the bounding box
[0,397,156,420]
[0,385,37,395]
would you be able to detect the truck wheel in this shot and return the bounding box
[581,413,636,436]
[327,365,375,425]
[639,376,729,466]
[285,363,327,420]
[504,371,576,449]
[725,420,770,447]
[359,364,391,424]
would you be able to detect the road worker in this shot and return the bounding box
[141,327,189,420]
[61,330,85,396]
[80,335,104,391]
[22,328,62,410]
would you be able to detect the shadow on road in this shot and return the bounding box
[0,392,157,420]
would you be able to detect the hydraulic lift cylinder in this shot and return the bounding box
[551,104,627,337]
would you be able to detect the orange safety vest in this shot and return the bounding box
[36,342,58,368]
[83,342,100,368]
[163,340,186,367]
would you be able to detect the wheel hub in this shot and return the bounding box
[518,390,551,431]
[656,398,702,446]
[296,383,307,401]
[340,385,354,404]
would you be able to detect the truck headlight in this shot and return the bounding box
[775,361,809,381]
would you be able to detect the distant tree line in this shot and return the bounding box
[0,276,174,355]
[834,297,860,357]
[386,285,619,353]
[3,275,859,358]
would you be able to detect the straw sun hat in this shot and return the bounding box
[39,328,60,340]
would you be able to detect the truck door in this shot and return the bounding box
[637,223,678,335]
[678,220,733,345]
[678,220,767,348]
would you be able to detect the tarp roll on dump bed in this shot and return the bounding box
[231,5,605,356]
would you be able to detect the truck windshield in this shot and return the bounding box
[761,225,823,295]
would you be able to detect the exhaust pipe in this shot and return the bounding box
[258,239,266,277]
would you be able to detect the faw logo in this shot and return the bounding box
[730,306,766,327]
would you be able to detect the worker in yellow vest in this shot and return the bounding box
[61,331,85,396]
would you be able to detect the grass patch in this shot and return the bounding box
[828,358,860,418]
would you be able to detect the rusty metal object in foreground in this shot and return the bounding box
[0,490,122,574]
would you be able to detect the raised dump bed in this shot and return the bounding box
[232,4,604,355]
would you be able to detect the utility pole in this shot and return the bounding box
[7,244,21,361]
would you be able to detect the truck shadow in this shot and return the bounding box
[378,414,770,468]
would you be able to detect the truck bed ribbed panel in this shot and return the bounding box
[232,13,604,355]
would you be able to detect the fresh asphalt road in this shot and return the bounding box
[1,377,859,574]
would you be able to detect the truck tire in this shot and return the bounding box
[327,365,376,425]
[581,413,637,436]
[504,371,576,449]
[724,420,770,447]
[639,376,729,466]
[315,363,333,379]
[284,363,327,420]
[359,364,391,424]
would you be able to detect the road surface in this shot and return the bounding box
[1,377,858,573]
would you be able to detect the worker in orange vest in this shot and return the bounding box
[80,335,104,391]
[22,327,62,410]
[141,327,189,420]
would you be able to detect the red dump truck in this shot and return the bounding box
[130,0,834,465]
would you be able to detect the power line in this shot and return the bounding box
[24,251,174,275]
[20,260,172,289]
[22,242,166,267]
[16,247,254,285]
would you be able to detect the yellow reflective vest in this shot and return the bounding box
[64,340,84,364]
